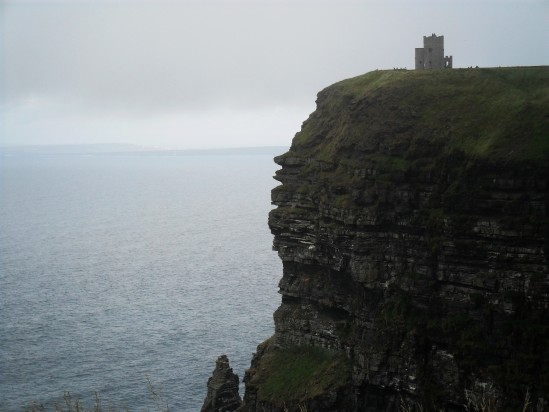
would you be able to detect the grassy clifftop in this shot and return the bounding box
[291,66,549,168]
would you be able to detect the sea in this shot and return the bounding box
[0,147,285,411]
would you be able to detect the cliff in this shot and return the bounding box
[239,67,549,411]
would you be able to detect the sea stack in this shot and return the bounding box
[201,355,242,412]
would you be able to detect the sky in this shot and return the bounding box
[1,0,548,150]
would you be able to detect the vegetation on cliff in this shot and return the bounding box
[246,339,350,406]
[292,67,549,164]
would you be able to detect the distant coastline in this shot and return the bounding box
[0,144,289,157]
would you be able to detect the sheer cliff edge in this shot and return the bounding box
[210,66,549,411]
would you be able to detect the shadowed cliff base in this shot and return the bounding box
[234,66,549,411]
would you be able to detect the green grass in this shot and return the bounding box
[252,345,350,405]
[291,66,549,165]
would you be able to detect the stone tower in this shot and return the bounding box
[415,33,452,70]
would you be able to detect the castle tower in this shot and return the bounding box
[415,34,452,70]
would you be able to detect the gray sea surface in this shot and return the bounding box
[0,149,284,411]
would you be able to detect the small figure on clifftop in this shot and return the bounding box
[201,355,242,412]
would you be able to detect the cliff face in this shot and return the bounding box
[242,67,549,411]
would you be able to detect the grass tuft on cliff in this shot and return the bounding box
[22,377,169,412]
[251,345,350,405]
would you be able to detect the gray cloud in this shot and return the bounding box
[4,2,360,112]
[2,0,548,147]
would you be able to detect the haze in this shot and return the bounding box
[1,0,548,149]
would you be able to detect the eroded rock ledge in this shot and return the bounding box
[233,67,548,411]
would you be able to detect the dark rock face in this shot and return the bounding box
[241,68,549,411]
[201,355,242,412]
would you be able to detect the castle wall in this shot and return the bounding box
[415,48,425,70]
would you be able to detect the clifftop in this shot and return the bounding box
[237,67,549,411]
[290,67,548,164]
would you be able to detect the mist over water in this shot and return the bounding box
[0,151,283,410]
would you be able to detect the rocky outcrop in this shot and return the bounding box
[201,355,242,412]
[241,67,549,411]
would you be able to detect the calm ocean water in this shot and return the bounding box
[0,150,283,411]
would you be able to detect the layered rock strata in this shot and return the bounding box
[201,355,242,412]
[241,67,549,411]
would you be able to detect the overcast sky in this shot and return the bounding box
[1,0,548,149]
